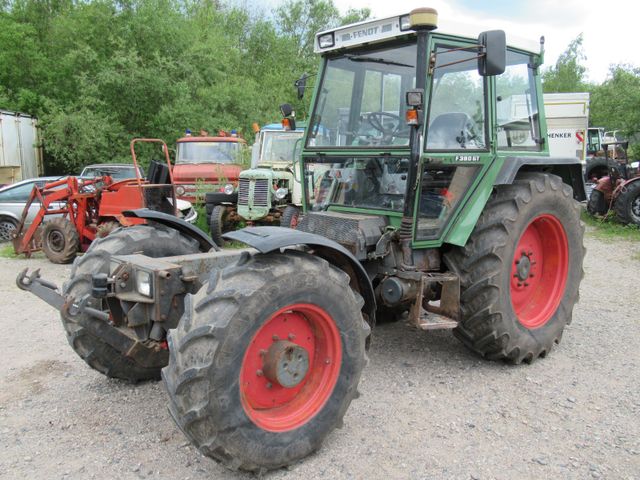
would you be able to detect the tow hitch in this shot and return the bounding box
[16,268,168,368]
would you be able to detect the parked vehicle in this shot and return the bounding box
[19,8,586,473]
[80,163,144,180]
[172,130,247,203]
[13,139,196,263]
[0,110,43,185]
[0,176,64,241]
[587,141,640,225]
[205,121,306,245]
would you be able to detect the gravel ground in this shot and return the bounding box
[0,229,639,480]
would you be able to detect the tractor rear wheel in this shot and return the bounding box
[163,251,368,472]
[614,181,640,226]
[444,173,585,364]
[42,218,80,264]
[61,225,200,381]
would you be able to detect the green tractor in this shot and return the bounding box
[206,120,308,245]
[19,7,585,473]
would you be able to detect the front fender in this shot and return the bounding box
[224,226,377,328]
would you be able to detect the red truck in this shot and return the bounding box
[172,130,247,202]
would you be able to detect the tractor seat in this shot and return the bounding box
[427,113,477,149]
[147,160,171,185]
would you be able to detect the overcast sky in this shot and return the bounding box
[334,0,636,83]
[254,0,635,83]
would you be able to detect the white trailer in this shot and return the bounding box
[544,92,590,162]
[0,110,44,184]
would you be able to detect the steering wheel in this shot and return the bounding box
[366,112,402,137]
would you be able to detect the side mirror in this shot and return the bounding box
[280,103,294,117]
[295,74,307,100]
[478,30,506,76]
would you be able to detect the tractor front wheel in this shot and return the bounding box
[445,173,585,363]
[614,181,640,226]
[62,225,201,381]
[209,205,231,247]
[42,218,80,264]
[163,251,368,472]
[280,205,300,228]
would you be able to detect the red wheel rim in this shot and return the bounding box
[240,303,342,432]
[510,214,569,329]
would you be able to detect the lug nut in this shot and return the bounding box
[259,349,267,357]
[288,333,296,340]
[256,369,263,377]
[272,334,279,341]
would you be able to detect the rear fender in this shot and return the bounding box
[224,226,377,329]
[613,176,640,199]
[495,157,587,201]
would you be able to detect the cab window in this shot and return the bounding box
[496,50,542,151]
[425,43,487,151]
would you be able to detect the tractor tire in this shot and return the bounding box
[614,181,640,225]
[587,188,608,216]
[0,216,17,242]
[163,251,368,472]
[584,157,609,182]
[42,218,81,264]
[444,173,585,364]
[209,205,228,247]
[280,205,300,228]
[62,225,200,382]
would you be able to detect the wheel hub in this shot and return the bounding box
[632,196,640,218]
[514,252,532,281]
[48,230,65,252]
[262,340,309,388]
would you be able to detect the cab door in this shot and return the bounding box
[413,35,495,246]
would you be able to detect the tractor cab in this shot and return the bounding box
[295,11,543,256]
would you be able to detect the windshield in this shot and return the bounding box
[177,141,242,164]
[307,42,416,148]
[82,166,138,180]
[260,131,304,163]
[304,156,408,212]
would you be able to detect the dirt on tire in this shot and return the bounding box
[445,172,585,363]
[62,225,201,382]
[163,251,369,472]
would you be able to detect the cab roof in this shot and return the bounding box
[176,136,246,144]
[314,12,540,55]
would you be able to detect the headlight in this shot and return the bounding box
[223,184,234,195]
[399,14,412,31]
[136,270,153,297]
[176,185,186,196]
[318,32,334,49]
[275,187,288,200]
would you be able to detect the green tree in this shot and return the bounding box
[542,34,587,93]
[590,65,640,141]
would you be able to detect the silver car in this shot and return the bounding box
[0,177,65,242]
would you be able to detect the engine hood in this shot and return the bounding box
[173,163,242,183]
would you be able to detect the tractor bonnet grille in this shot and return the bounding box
[253,179,269,207]
[238,178,250,205]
